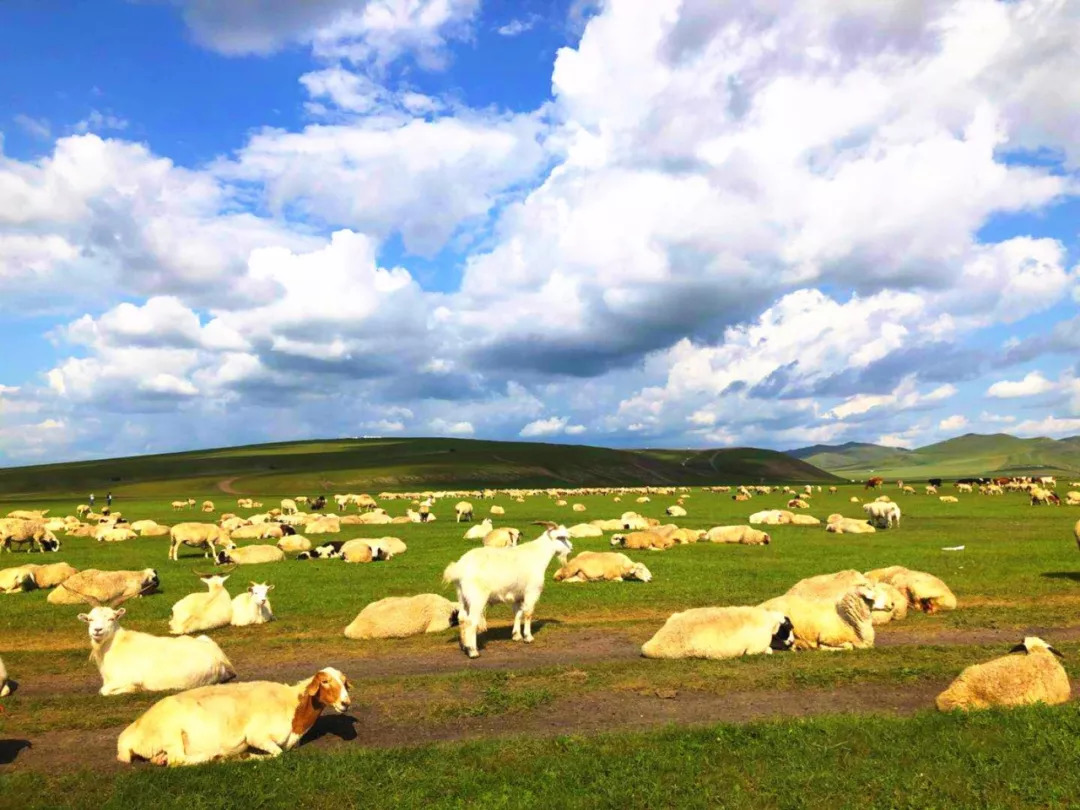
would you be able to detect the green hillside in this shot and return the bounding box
[0,437,838,499]
[788,433,1080,480]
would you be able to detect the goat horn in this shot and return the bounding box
[61,581,103,608]
[532,521,558,530]
[109,578,158,609]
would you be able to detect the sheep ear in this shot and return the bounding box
[1008,643,1027,654]
[1048,645,1065,659]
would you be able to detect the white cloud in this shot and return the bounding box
[73,110,129,134]
[986,371,1055,398]
[1011,416,1080,438]
[520,416,569,437]
[939,414,968,431]
[429,418,474,436]
[13,114,50,140]
[497,17,538,37]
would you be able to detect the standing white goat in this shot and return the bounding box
[231,582,275,626]
[66,582,235,696]
[443,521,572,658]
[169,570,234,635]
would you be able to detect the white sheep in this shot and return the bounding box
[215,545,285,566]
[231,582,275,626]
[463,518,493,541]
[705,525,771,545]
[455,501,474,522]
[117,668,350,766]
[665,505,687,517]
[641,607,794,660]
[865,566,957,613]
[936,637,1070,711]
[553,551,652,583]
[48,569,159,605]
[276,535,312,555]
[442,521,572,658]
[344,594,459,639]
[169,523,229,561]
[862,501,901,529]
[568,523,603,538]
[760,586,888,650]
[482,527,521,547]
[169,573,234,635]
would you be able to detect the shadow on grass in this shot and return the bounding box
[1041,572,1080,582]
[0,739,31,765]
[301,713,359,745]
[438,619,563,651]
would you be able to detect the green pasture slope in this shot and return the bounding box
[790,432,1080,481]
[3,477,1080,807]
[0,437,838,499]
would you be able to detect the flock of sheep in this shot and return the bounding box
[1,476,1079,767]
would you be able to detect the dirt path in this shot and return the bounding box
[216,477,242,495]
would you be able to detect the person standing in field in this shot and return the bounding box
[89,493,95,507]
[107,492,112,507]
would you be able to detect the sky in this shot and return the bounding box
[0,0,1079,465]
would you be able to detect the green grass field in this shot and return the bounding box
[2,481,1080,808]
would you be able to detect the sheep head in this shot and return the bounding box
[1010,637,1063,658]
[769,616,795,651]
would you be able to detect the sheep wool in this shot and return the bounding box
[641,606,793,660]
[344,594,459,640]
[936,637,1070,711]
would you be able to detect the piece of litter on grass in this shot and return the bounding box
[941,545,965,551]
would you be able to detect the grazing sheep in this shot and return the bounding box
[568,523,603,539]
[705,525,771,545]
[464,518,493,541]
[455,501,474,522]
[344,594,459,639]
[276,535,312,555]
[553,551,652,583]
[443,521,573,658]
[865,566,957,613]
[280,499,298,515]
[936,637,1070,712]
[215,545,285,566]
[169,523,230,562]
[77,603,235,696]
[863,501,901,529]
[610,530,675,551]
[665,505,687,517]
[482,527,521,548]
[0,518,61,553]
[760,586,887,650]
[117,668,350,766]
[641,607,794,660]
[231,583,275,627]
[48,569,160,605]
[169,573,234,635]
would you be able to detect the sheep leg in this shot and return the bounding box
[511,600,524,641]
[522,609,535,643]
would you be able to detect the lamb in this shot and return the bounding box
[74,595,235,695]
[641,607,794,660]
[482,527,521,548]
[455,501,474,522]
[863,501,901,529]
[610,530,675,551]
[48,569,160,605]
[276,535,312,555]
[169,523,230,562]
[464,518,493,540]
[865,566,957,613]
[936,637,1070,711]
[344,594,459,639]
[705,525,771,545]
[759,586,887,650]
[116,667,350,766]
[442,521,573,658]
[553,551,652,583]
[568,523,603,538]
[230,582,275,627]
[215,545,285,566]
[169,572,234,635]
[665,505,687,517]
[0,518,61,553]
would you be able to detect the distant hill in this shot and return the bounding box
[0,437,838,498]
[788,433,1080,480]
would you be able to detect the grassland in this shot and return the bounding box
[2,481,1080,807]
[790,432,1080,480]
[0,437,838,498]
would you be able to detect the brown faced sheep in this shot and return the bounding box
[936,637,1070,711]
[553,551,652,583]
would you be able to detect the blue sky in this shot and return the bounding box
[0,0,1078,464]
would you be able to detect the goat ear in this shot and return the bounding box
[1008,642,1027,654]
[115,608,126,618]
[77,613,90,623]
[305,675,322,696]
[267,584,275,591]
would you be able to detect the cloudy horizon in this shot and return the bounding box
[1,0,1078,466]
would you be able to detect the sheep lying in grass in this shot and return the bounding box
[339,539,381,563]
[590,519,625,532]
[353,537,407,559]
[490,505,505,516]
[48,569,159,605]
[939,495,959,503]
[782,571,905,626]
[117,668,350,766]
[936,637,1070,711]
[215,545,285,566]
[865,566,956,613]
[665,505,687,517]
[789,514,820,526]
[169,573,233,635]
[553,551,652,583]
[276,535,312,555]
[482,527,521,547]
[657,526,705,544]
[344,594,459,639]
[568,523,603,539]
[705,525,770,545]
[0,565,38,593]
[464,519,493,541]
[760,586,887,650]
[305,517,341,535]
[97,527,137,543]
[610,531,675,551]
[748,510,794,526]
[825,516,876,534]
[641,607,794,660]
[231,583,275,627]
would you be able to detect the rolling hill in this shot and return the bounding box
[0,437,838,498]
[788,433,1080,480]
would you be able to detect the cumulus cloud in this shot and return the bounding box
[939,414,968,431]
[986,371,1056,399]
[520,416,568,437]
[429,418,474,436]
